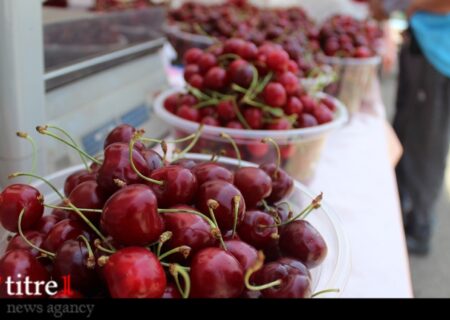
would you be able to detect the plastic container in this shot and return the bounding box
[154,88,349,183]
[0,154,351,297]
[323,55,381,114]
[163,24,216,65]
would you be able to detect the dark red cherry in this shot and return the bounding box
[279,220,327,268]
[247,141,270,158]
[64,169,96,197]
[164,93,180,113]
[51,203,71,221]
[170,158,198,170]
[35,215,62,234]
[244,108,263,129]
[298,113,319,128]
[140,149,164,173]
[278,71,299,95]
[196,180,246,231]
[198,53,217,73]
[0,249,49,298]
[163,205,216,258]
[238,210,278,249]
[103,247,166,298]
[190,247,244,298]
[227,59,253,88]
[101,184,163,246]
[217,100,236,121]
[253,257,312,298]
[6,231,45,258]
[201,116,219,126]
[97,142,149,195]
[225,240,258,272]
[0,184,44,232]
[263,82,287,108]
[267,118,292,130]
[162,283,182,299]
[68,180,106,225]
[191,162,234,185]
[52,239,99,295]
[51,290,83,299]
[204,66,228,90]
[259,163,294,203]
[104,124,144,150]
[183,48,203,64]
[43,219,92,253]
[234,167,272,208]
[149,166,198,208]
[177,105,200,122]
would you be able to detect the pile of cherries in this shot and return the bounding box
[168,1,329,77]
[0,124,329,298]
[319,15,383,59]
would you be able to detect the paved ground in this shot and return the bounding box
[380,71,450,298]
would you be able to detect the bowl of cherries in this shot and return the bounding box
[319,15,383,114]
[154,39,348,183]
[0,124,350,298]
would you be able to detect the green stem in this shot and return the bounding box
[18,209,56,258]
[174,124,204,160]
[231,196,240,239]
[156,231,173,258]
[44,203,103,213]
[16,132,38,183]
[36,126,101,165]
[262,137,281,177]
[129,137,164,186]
[158,208,216,230]
[94,239,116,254]
[207,200,227,251]
[159,245,191,261]
[169,264,191,299]
[244,251,282,291]
[77,235,95,269]
[219,132,241,168]
[311,288,340,298]
[232,99,251,129]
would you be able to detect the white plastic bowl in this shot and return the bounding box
[154,88,349,183]
[0,154,351,298]
[323,55,381,114]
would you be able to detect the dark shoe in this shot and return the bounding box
[406,235,430,256]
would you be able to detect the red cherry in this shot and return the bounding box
[246,141,270,158]
[97,142,149,195]
[164,93,180,113]
[225,240,258,272]
[267,118,292,130]
[188,74,204,89]
[196,180,245,231]
[190,247,244,298]
[6,231,45,258]
[149,166,198,208]
[284,96,303,115]
[300,95,316,113]
[204,66,228,90]
[162,283,182,299]
[103,247,166,298]
[253,257,312,298]
[279,220,328,268]
[201,116,220,126]
[238,210,278,249]
[228,59,254,88]
[321,97,336,112]
[313,104,334,124]
[223,38,246,54]
[0,249,49,298]
[63,169,96,197]
[234,167,272,208]
[0,184,44,233]
[183,48,203,64]
[217,100,236,121]
[35,215,62,234]
[198,53,217,73]
[278,71,299,95]
[163,205,216,256]
[244,108,263,129]
[263,82,287,107]
[104,124,144,151]
[266,50,290,72]
[238,42,258,60]
[43,219,92,253]
[68,180,106,225]
[51,204,71,221]
[52,239,99,295]
[170,158,198,170]
[298,113,318,128]
[354,46,372,58]
[101,185,163,246]
[184,64,200,81]
[259,164,294,203]
[140,148,164,173]
[226,121,244,129]
[180,94,197,106]
[191,162,234,185]
[177,105,200,122]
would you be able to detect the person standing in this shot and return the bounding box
[370,0,450,255]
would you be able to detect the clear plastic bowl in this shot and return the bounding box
[323,55,381,114]
[0,154,351,297]
[154,88,349,183]
[163,24,215,65]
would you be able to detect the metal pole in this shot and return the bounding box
[0,0,46,186]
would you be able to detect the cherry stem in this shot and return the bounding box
[231,195,240,239]
[245,251,282,291]
[252,71,273,99]
[262,137,281,176]
[156,231,173,258]
[94,239,116,254]
[36,126,101,165]
[187,85,211,101]
[77,235,95,269]
[169,263,191,299]
[218,53,241,62]
[160,261,191,272]
[231,98,251,129]
[158,208,216,230]
[244,65,259,101]
[46,125,91,171]
[44,203,103,213]
[219,132,241,168]
[207,200,227,251]
[18,208,56,258]
[311,288,340,298]
[129,136,164,186]
[16,132,37,183]
[174,124,204,160]
[9,172,113,251]
[159,245,191,261]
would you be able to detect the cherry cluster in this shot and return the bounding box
[0,124,329,298]
[319,15,383,58]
